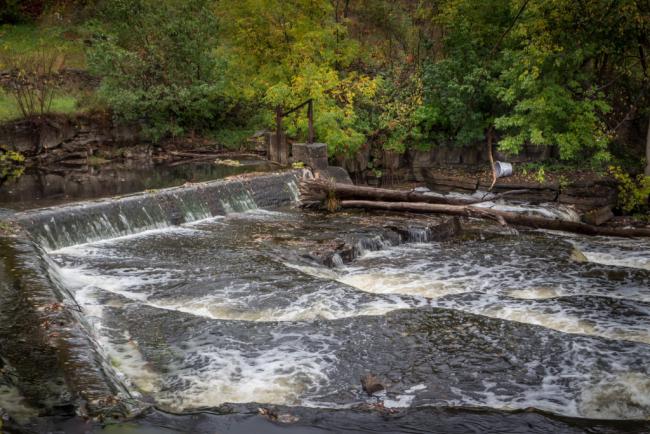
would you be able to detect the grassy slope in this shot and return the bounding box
[0,23,87,121]
[0,23,86,68]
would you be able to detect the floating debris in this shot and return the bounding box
[215,159,242,167]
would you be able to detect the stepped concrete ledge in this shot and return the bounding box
[0,169,306,419]
[12,170,303,251]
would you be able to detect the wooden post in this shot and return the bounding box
[274,106,287,165]
[308,99,314,144]
[275,105,283,153]
[276,106,290,165]
[272,99,315,164]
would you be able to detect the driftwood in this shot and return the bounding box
[339,200,650,238]
[299,179,650,238]
[300,179,530,206]
[169,150,265,160]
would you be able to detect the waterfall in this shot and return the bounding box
[220,191,258,214]
[15,172,300,251]
[0,235,142,418]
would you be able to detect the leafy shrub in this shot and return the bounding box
[0,146,25,186]
[87,0,224,141]
[355,67,424,154]
[609,166,650,214]
[0,43,67,119]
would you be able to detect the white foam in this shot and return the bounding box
[51,226,203,254]
[383,384,428,408]
[472,202,581,222]
[54,264,174,302]
[338,268,472,299]
[148,285,418,322]
[547,233,650,271]
[506,287,565,300]
[100,329,162,395]
[156,335,336,410]
[579,372,650,419]
[476,304,650,345]
[581,251,650,271]
[55,269,163,396]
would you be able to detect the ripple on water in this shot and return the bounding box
[102,305,650,419]
[44,211,650,421]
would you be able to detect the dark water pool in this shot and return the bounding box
[0,160,275,211]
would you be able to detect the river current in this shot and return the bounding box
[40,202,650,427]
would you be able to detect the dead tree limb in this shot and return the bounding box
[338,200,650,238]
[300,179,531,206]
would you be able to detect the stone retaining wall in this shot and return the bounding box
[0,115,144,162]
[422,170,618,211]
[335,143,557,183]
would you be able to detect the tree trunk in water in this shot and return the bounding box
[338,200,650,238]
[645,115,650,176]
[300,179,531,206]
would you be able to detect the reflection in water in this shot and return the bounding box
[42,205,650,425]
[0,160,275,210]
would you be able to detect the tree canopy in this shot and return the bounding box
[4,0,648,170]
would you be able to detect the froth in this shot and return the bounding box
[579,372,650,419]
[338,270,470,299]
[156,338,335,410]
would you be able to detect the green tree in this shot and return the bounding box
[87,0,225,141]
[418,0,648,164]
[216,0,377,156]
[418,0,514,152]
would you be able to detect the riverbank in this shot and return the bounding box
[0,108,645,227]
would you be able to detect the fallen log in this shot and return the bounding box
[339,200,650,238]
[300,179,531,206]
[169,151,264,160]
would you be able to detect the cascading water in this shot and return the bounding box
[219,191,258,214]
[15,172,299,251]
[4,171,650,433]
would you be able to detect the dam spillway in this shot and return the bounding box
[1,170,650,433]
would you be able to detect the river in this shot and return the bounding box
[2,172,649,433]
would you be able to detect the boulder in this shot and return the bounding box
[422,169,479,192]
[582,206,614,226]
[557,194,616,210]
[361,374,385,395]
[314,166,353,184]
[292,143,328,170]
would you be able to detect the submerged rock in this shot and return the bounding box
[311,217,463,268]
[258,407,299,423]
[361,374,385,395]
[570,247,588,263]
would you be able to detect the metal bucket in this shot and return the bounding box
[495,161,513,178]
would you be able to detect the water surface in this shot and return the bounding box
[42,207,650,425]
[0,160,274,211]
